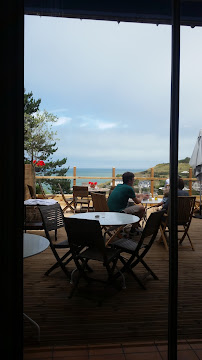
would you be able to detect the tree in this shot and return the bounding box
[24,89,71,194]
[24,89,41,115]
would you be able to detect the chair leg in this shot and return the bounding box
[49,248,72,279]
[45,249,72,276]
[158,225,169,251]
[139,258,159,280]
[115,255,146,289]
[179,228,195,251]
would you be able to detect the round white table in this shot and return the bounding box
[69,212,140,245]
[23,233,49,341]
[24,199,58,206]
[23,233,49,258]
[70,211,139,226]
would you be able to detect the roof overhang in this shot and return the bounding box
[24,0,202,27]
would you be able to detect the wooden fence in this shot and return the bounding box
[35,166,197,196]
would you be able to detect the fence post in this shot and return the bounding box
[150,167,154,196]
[189,168,192,196]
[112,167,116,187]
[73,166,76,186]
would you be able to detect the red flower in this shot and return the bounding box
[33,160,37,164]
[36,160,45,167]
[94,182,97,185]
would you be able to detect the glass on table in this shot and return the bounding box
[154,191,158,201]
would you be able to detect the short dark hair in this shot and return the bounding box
[178,178,184,190]
[122,172,134,184]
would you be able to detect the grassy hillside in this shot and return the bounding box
[134,157,191,178]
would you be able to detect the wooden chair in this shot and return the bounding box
[58,183,74,213]
[27,184,36,199]
[73,186,94,212]
[91,192,109,212]
[64,217,123,302]
[91,192,120,239]
[39,181,55,199]
[39,182,48,199]
[193,199,201,215]
[110,210,165,289]
[38,203,73,279]
[159,196,196,251]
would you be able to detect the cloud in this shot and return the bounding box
[54,116,72,126]
[97,121,117,130]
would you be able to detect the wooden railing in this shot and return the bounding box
[36,166,197,196]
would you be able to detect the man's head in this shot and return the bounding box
[122,172,134,185]
[178,178,185,190]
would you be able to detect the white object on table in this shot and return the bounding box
[23,233,49,340]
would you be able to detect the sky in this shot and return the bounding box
[24,15,202,169]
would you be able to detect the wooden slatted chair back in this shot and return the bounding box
[91,193,109,212]
[73,186,89,198]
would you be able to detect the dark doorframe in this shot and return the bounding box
[168,0,180,359]
[3,1,182,358]
[2,1,24,359]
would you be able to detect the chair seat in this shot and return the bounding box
[79,247,120,262]
[76,199,90,204]
[54,239,69,248]
[111,238,139,252]
[24,222,43,230]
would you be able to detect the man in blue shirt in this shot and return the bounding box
[107,172,149,233]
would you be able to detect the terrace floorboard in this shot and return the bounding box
[23,210,202,348]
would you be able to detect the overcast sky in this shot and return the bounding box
[24,15,202,169]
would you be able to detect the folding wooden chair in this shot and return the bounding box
[91,192,120,239]
[27,184,36,199]
[91,192,109,212]
[110,210,166,289]
[58,183,75,213]
[39,181,55,199]
[38,203,73,279]
[73,186,94,212]
[64,217,123,301]
[158,196,196,251]
[39,182,48,199]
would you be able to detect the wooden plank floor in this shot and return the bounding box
[23,214,202,347]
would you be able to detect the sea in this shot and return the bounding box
[67,168,146,187]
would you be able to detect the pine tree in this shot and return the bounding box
[24,89,70,194]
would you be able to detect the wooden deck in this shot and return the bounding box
[23,213,202,347]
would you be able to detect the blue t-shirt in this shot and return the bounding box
[107,184,136,212]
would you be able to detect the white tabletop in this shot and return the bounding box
[24,199,57,206]
[23,233,49,258]
[141,198,162,205]
[69,211,139,226]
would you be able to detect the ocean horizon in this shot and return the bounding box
[67,168,146,186]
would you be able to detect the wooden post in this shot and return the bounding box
[73,166,76,186]
[150,167,154,196]
[189,168,192,196]
[112,167,116,187]
[24,164,36,199]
